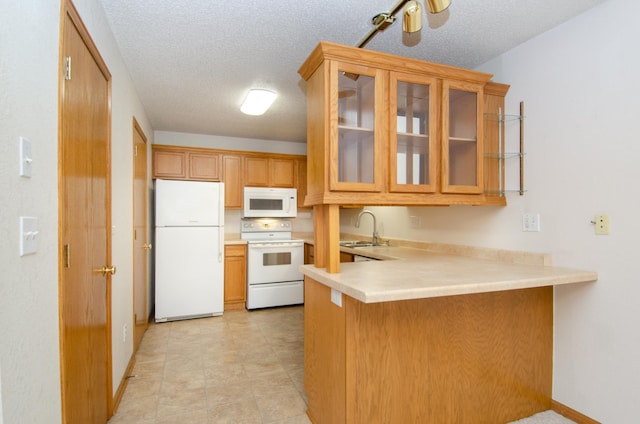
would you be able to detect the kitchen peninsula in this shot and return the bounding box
[299,242,597,423]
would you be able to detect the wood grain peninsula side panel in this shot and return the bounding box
[344,286,553,423]
[304,277,346,423]
[304,275,554,423]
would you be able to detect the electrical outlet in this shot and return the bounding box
[522,213,540,232]
[595,214,610,235]
[122,324,127,342]
[409,215,421,229]
[331,288,342,307]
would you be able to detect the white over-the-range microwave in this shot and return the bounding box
[242,187,297,218]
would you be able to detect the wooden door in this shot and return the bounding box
[132,118,149,350]
[441,79,484,194]
[59,2,112,423]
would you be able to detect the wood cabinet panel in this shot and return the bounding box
[304,278,346,424]
[222,155,243,209]
[245,157,296,188]
[152,147,220,181]
[189,152,220,181]
[153,149,186,179]
[244,157,269,187]
[270,158,296,188]
[224,244,246,310]
[296,159,309,209]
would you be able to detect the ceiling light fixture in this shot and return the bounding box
[403,1,422,33]
[356,0,451,48]
[240,89,277,116]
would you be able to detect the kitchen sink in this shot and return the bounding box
[340,240,390,248]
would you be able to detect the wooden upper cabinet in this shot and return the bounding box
[153,149,187,179]
[153,146,219,181]
[244,156,269,187]
[245,156,296,188]
[389,71,439,194]
[222,154,243,209]
[270,158,296,188]
[482,82,510,206]
[152,145,307,209]
[298,41,507,207]
[331,61,385,193]
[441,80,484,194]
[189,152,220,181]
[296,158,309,209]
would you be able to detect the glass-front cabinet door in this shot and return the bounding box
[331,61,385,192]
[389,72,438,193]
[441,80,484,194]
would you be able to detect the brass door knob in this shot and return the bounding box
[94,266,117,276]
[142,243,153,250]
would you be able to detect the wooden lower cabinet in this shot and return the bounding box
[224,244,246,310]
[304,277,553,423]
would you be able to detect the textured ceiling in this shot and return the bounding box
[98,0,608,144]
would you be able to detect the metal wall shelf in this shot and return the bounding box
[485,101,526,196]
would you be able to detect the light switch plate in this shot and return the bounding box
[522,213,541,232]
[20,216,38,256]
[19,136,33,178]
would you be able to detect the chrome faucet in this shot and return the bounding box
[355,210,379,245]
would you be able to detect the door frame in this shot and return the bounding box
[57,0,113,420]
[132,117,149,350]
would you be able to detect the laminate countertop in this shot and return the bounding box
[300,242,598,303]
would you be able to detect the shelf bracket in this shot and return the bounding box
[519,101,525,196]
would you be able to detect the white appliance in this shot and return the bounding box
[154,179,224,322]
[241,218,304,309]
[243,187,297,218]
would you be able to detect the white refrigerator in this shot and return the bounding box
[154,179,224,322]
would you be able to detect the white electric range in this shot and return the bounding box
[241,218,304,309]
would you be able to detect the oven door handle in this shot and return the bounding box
[249,242,304,248]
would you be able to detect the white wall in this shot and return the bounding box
[0,1,153,422]
[155,130,307,155]
[342,0,639,421]
[0,1,63,422]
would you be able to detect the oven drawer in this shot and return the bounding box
[246,281,303,310]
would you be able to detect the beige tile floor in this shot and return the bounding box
[108,305,311,424]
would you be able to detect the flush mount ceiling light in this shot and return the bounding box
[356,0,451,48]
[240,89,277,116]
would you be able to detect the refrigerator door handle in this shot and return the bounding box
[219,228,224,263]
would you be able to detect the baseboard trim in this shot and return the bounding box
[552,400,600,424]
[111,354,136,415]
